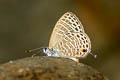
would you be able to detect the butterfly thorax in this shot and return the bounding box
[43,47,60,57]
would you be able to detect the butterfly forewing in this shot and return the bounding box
[49,12,85,49]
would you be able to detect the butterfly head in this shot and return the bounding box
[43,47,49,55]
[43,48,60,57]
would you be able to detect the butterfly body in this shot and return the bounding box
[43,12,92,62]
[43,47,60,57]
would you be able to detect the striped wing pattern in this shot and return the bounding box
[49,12,91,58]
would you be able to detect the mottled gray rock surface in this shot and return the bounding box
[0,56,109,80]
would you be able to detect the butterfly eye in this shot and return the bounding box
[44,48,47,51]
[82,49,87,52]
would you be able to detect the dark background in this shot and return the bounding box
[0,0,120,80]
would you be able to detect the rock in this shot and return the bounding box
[0,56,109,80]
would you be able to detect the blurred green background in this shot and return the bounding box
[0,0,120,80]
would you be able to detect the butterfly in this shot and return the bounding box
[27,12,96,62]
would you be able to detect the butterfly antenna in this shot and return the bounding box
[90,53,97,58]
[25,47,46,53]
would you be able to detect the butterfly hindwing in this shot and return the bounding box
[54,32,91,58]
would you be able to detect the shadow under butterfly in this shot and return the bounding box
[26,12,97,62]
